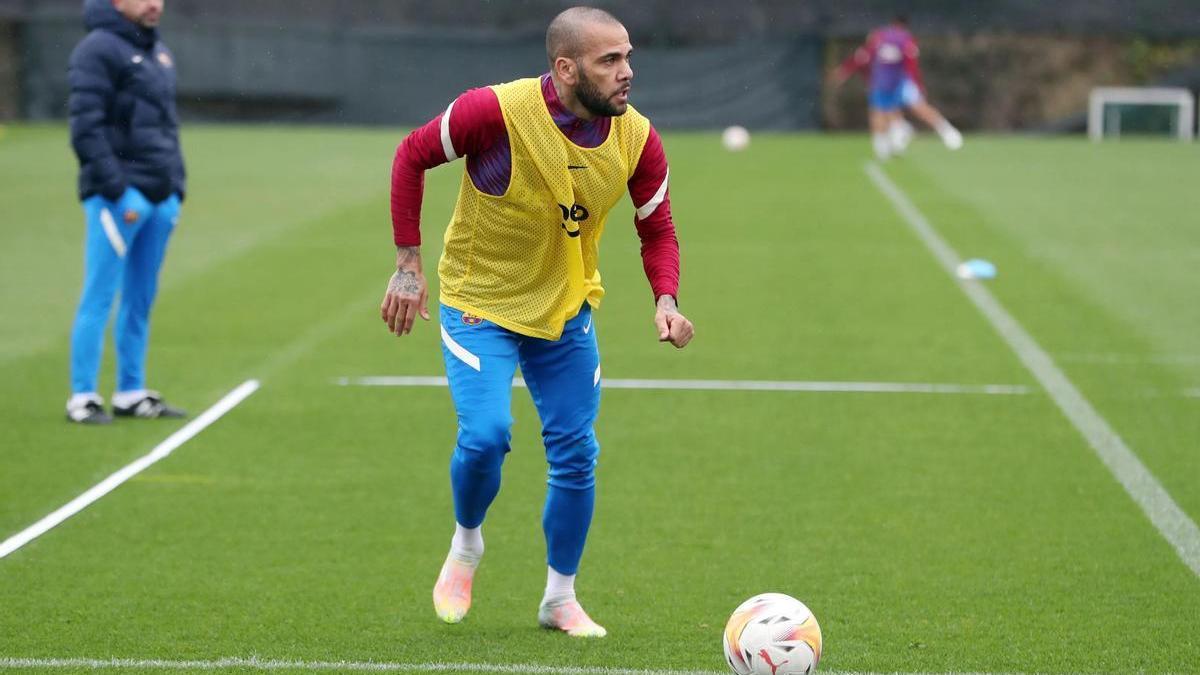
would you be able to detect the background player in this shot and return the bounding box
[66,0,186,423]
[380,6,694,638]
[832,14,963,160]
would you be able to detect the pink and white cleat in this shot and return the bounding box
[538,597,607,638]
[432,554,477,623]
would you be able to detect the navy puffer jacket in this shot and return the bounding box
[68,0,185,203]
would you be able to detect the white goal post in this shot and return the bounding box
[1088,87,1195,141]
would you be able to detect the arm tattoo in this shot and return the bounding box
[396,245,421,269]
[389,270,421,296]
[390,245,423,295]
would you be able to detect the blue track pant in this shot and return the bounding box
[440,303,601,576]
[70,192,179,395]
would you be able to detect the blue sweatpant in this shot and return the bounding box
[439,303,601,576]
[70,193,179,395]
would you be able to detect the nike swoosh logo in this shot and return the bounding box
[582,318,592,334]
[567,165,588,170]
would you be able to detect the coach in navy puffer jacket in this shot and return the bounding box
[65,0,187,425]
[68,0,185,203]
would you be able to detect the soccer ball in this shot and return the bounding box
[722,125,751,151]
[723,593,822,675]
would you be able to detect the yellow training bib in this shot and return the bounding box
[438,77,650,340]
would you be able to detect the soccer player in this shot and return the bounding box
[832,14,963,160]
[381,6,693,638]
[66,0,186,424]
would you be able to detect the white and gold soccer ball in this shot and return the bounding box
[723,593,822,675]
[721,125,751,151]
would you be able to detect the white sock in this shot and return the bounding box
[889,119,913,153]
[542,567,576,605]
[449,523,483,564]
[872,132,892,160]
[67,392,101,409]
[935,120,960,141]
[112,389,149,408]
[940,124,963,150]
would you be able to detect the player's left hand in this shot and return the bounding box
[653,295,693,349]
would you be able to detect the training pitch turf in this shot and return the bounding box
[0,125,1197,673]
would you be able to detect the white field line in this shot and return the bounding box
[0,657,1016,675]
[865,161,1200,578]
[2,283,380,561]
[1055,351,1200,366]
[0,657,724,674]
[334,375,1032,396]
[0,380,260,560]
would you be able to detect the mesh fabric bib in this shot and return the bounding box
[437,77,650,340]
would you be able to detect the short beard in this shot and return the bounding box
[574,67,626,118]
[125,11,159,28]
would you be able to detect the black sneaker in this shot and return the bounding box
[66,397,113,425]
[112,392,187,419]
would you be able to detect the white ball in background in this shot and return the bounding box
[722,125,751,151]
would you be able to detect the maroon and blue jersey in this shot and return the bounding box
[837,23,924,95]
[390,73,678,302]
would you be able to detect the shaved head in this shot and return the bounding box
[546,6,623,66]
[545,6,633,119]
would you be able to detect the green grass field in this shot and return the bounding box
[1,124,1198,674]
